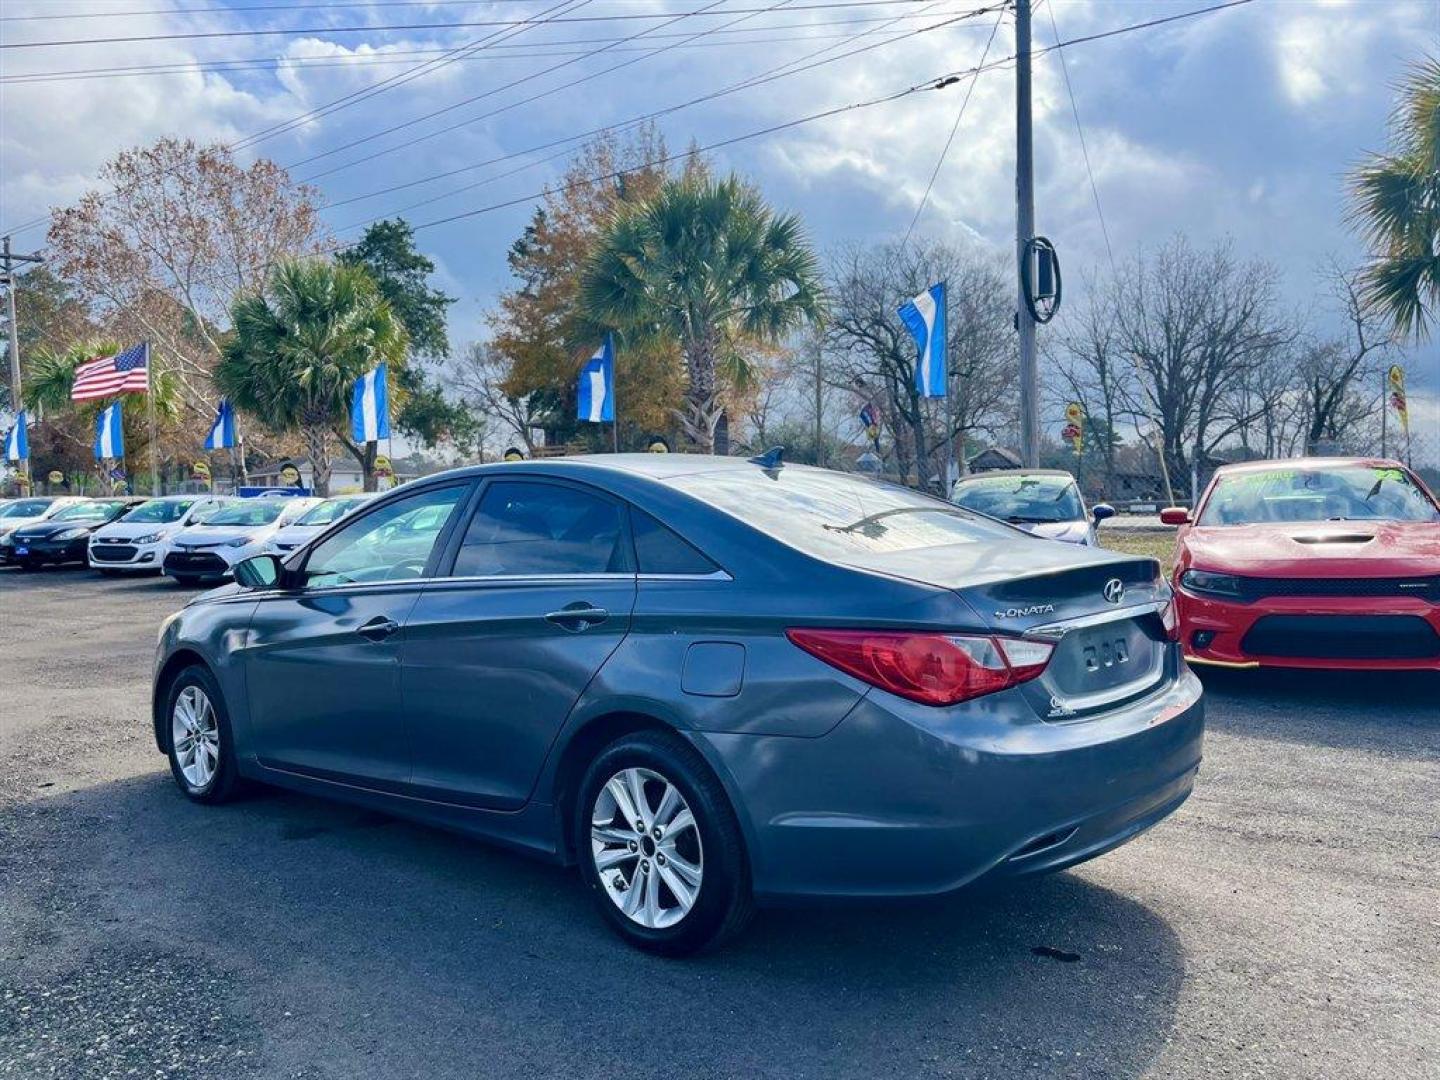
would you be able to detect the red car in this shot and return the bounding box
[1163,458,1440,671]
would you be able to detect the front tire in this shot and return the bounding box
[164,665,242,804]
[575,730,754,956]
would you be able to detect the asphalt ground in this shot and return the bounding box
[0,566,1436,1080]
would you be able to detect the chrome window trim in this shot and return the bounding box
[1022,600,1166,642]
[638,570,733,583]
[431,572,638,585]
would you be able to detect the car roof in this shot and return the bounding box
[1212,456,1407,475]
[953,469,1075,481]
[407,454,802,487]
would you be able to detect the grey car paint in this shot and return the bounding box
[153,456,1203,902]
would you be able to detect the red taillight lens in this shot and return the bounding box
[785,629,1053,706]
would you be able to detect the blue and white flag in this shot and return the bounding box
[94,401,124,460]
[898,282,947,398]
[4,410,27,462]
[351,363,390,443]
[204,398,236,450]
[577,333,615,423]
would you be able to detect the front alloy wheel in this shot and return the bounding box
[591,767,704,930]
[164,665,241,804]
[172,685,220,791]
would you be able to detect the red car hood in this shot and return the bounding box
[1185,521,1440,577]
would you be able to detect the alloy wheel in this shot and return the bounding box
[171,685,220,791]
[591,767,704,929]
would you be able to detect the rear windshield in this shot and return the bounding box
[0,499,53,518]
[669,467,1012,560]
[122,499,194,524]
[201,499,289,526]
[1198,465,1440,525]
[952,474,1084,524]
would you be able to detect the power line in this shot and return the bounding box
[0,0,601,21]
[900,6,1003,249]
[0,0,595,235]
[0,13,990,85]
[0,0,956,49]
[402,0,1258,234]
[1045,0,1114,272]
[286,0,789,173]
[293,1,997,182]
[328,0,980,219]
[232,0,588,150]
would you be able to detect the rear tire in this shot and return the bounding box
[575,730,754,956]
[163,665,243,804]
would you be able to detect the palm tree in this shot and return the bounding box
[580,175,825,452]
[1348,55,1440,341]
[217,259,407,495]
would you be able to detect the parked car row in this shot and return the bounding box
[0,492,375,583]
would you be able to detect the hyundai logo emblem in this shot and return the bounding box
[1103,578,1125,604]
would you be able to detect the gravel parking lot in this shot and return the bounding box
[1,567,1436,1080]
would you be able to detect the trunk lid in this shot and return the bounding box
[841,539,1173,720]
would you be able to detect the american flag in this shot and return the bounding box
[71,342,150,402]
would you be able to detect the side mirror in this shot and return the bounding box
[1091,502,1116,523]
[1159,507,1191,526]
[234,553,284,589]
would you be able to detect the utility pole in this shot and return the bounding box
[1014,0,1040,467]
[3,236,44,494]
[812,346,824,468]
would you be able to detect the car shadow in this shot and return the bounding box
[1196,666,1439,754]
[3,773,1185,1080]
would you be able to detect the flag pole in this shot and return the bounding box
[610,332,619,454]
[146,342,158,495]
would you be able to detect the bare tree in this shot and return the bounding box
[1296,263,1393,451]
[824,240,1014,490]
[1110,237,1292,481]
[1048,281,1130,489]
[447,342,540,457]
[47,138,326,420]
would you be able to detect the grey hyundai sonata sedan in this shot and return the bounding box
[152,455,1204,954]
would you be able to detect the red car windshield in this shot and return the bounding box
[1197,465,1440,525]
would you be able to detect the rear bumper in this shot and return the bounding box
[1177,589,1440,671]
[692,669,1204,902]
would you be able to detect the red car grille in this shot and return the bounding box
[1241,615,1440,660]
[1237,576,1438,601]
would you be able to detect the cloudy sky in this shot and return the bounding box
[1,0,1436,435]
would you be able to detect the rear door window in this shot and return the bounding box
[451,481,630,577]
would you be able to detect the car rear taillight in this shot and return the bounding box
[1160,594,1180,642]
[785,629,1054,706]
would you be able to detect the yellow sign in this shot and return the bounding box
[279,463,302,487]
[647,436,671,454]
[1388,365,1408,435]
[192,460,211,481]
[47,470,64,484]
[502,447,525,462]
[1062,402,1084,454]
[374,454,394,479]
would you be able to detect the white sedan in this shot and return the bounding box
[88,495,233,574]
[162,496,318,585]
[264,493,376,556]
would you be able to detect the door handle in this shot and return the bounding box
[544,604,609,631]
[357,616,400,642]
